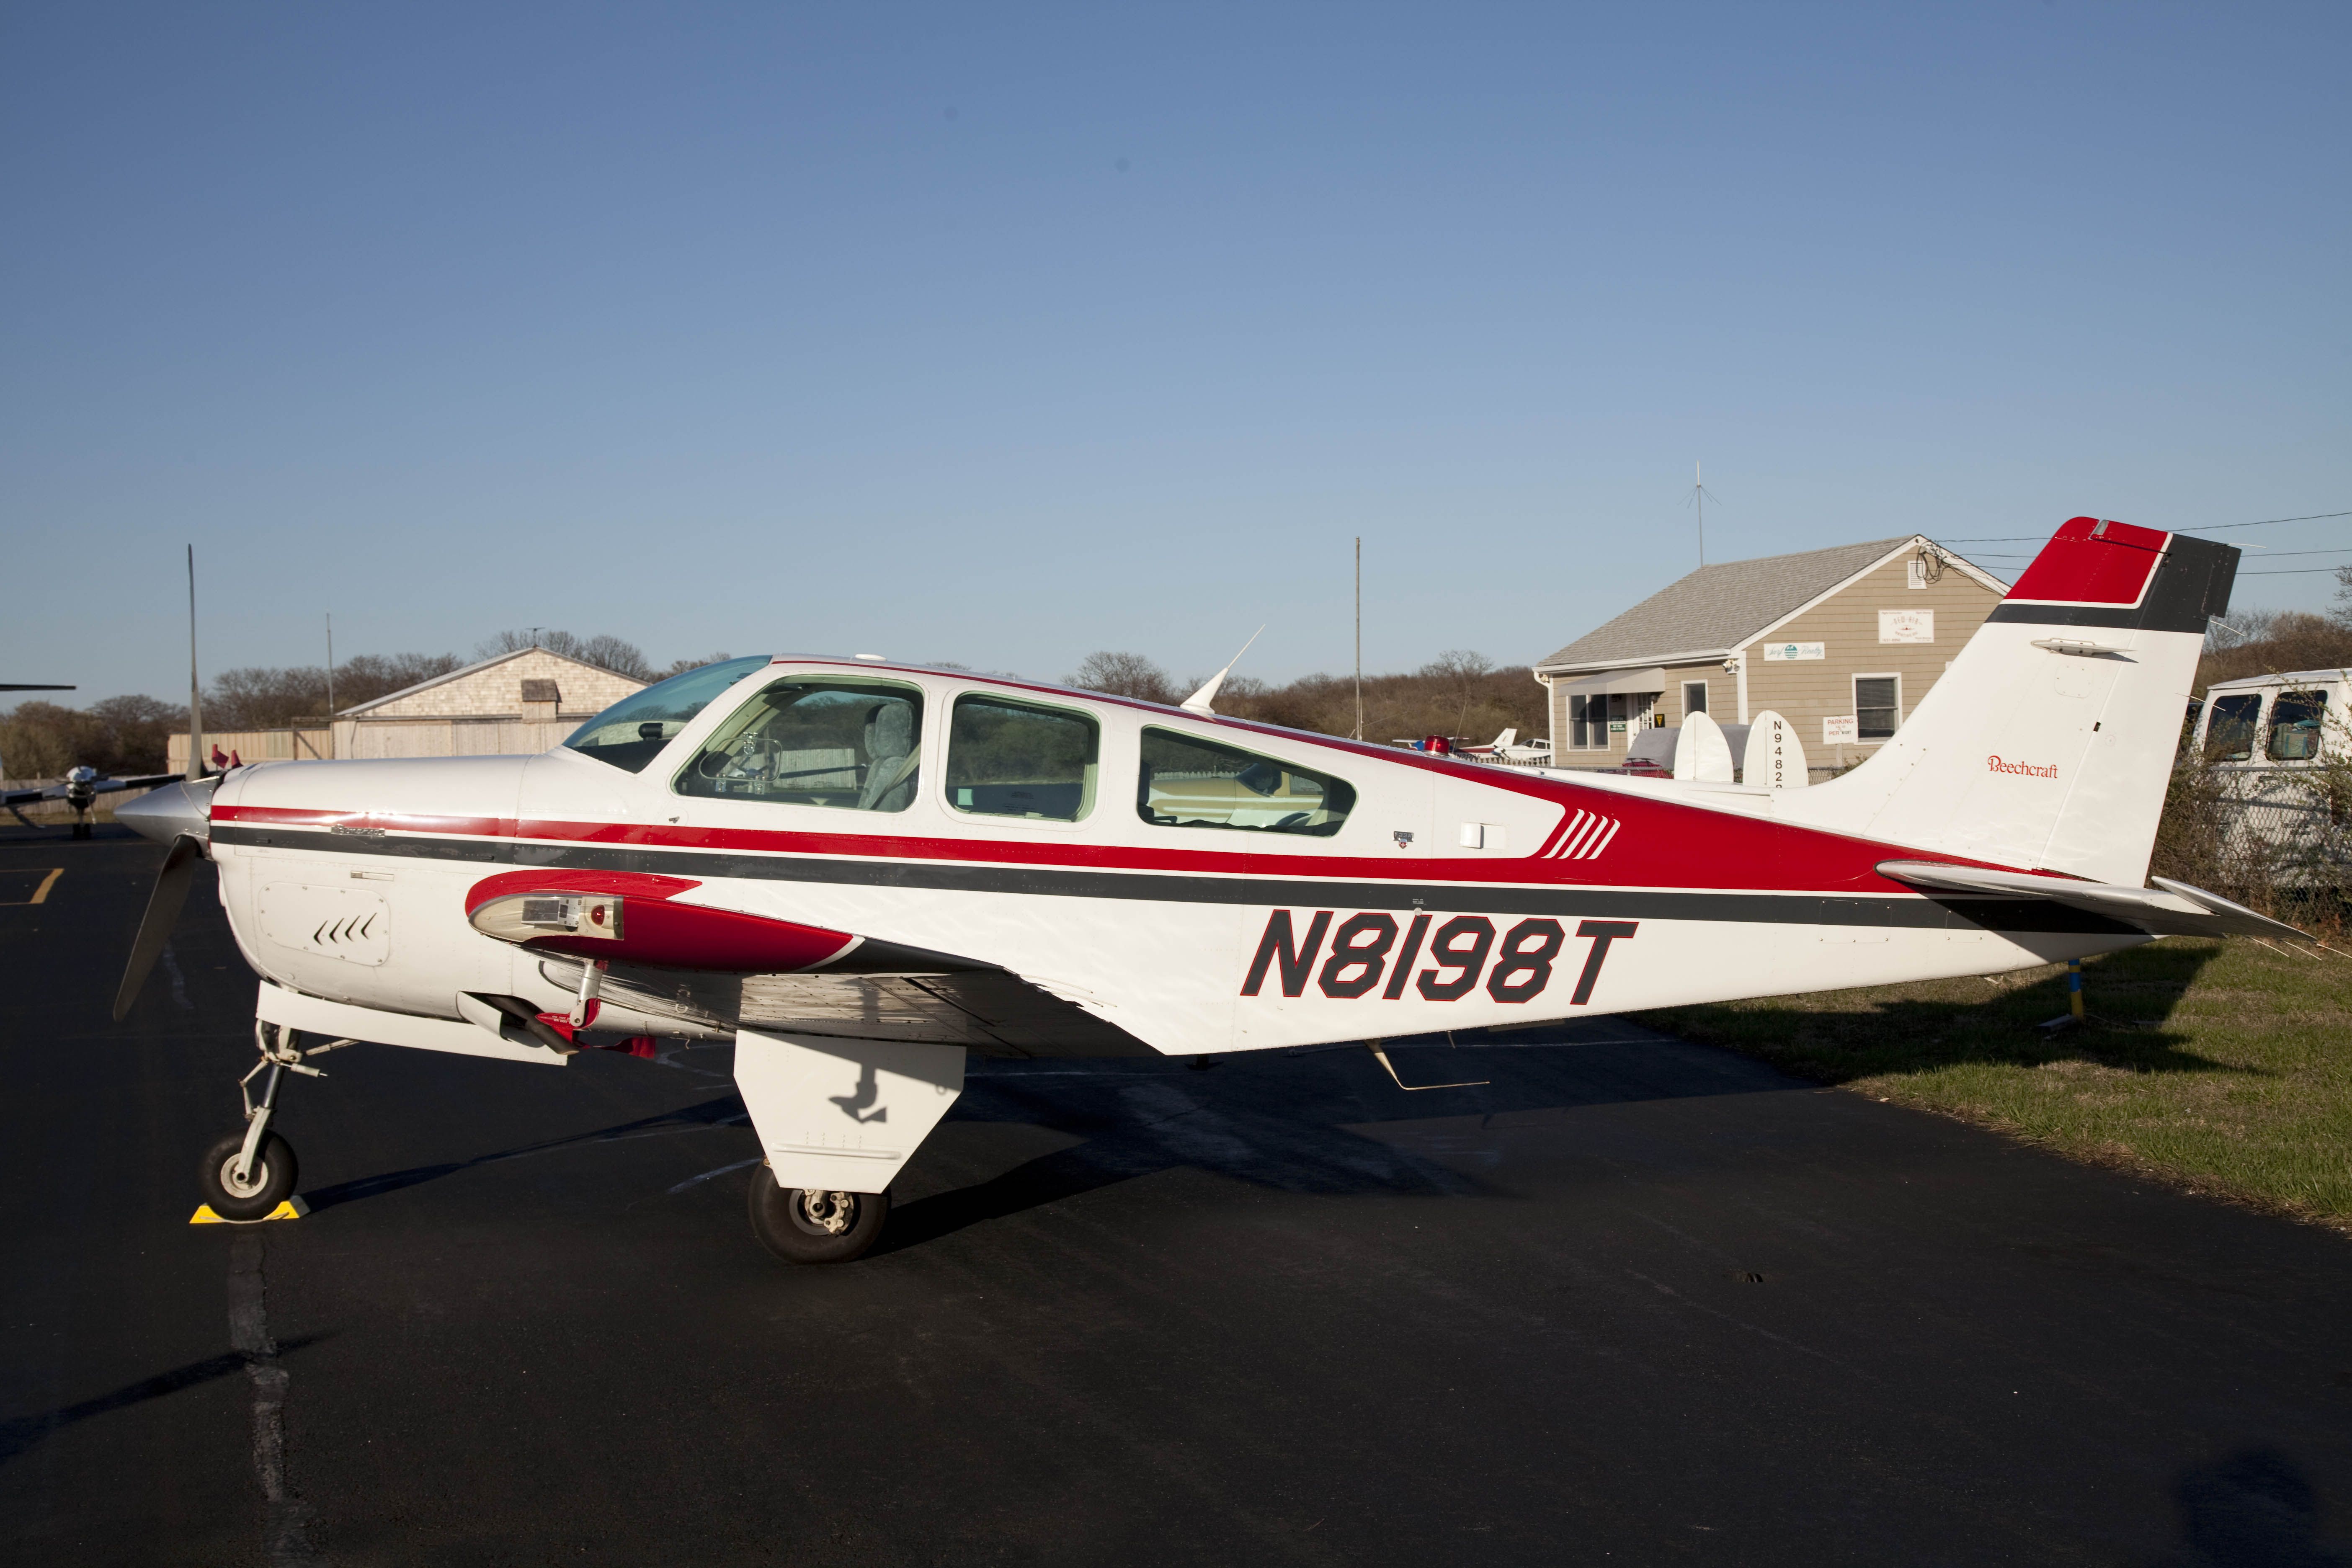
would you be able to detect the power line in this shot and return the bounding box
[1934,508,2351,544]
[2239,565,2352,575]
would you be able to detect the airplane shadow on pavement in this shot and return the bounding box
[295,1026,1794,1250]
[876,1028,1790,1255]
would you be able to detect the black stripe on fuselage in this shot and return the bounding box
[212,823,2139,936]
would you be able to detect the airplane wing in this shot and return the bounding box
[532,953,1159,1058]
[1876,860,2306,941]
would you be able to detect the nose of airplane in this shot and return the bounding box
[118,778,216,846]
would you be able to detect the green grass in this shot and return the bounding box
[1635,938,2352,1235]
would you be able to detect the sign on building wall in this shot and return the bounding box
[1878,609,1934,644]
[1761,642,1826,662]
[1822,715,1859,745]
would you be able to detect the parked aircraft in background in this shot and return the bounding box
[5,766,186,838]
[112,518,2296,1262]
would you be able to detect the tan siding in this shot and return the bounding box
[364,650,644,721]
[1547,659,1723,765]
[1739,557,2001,769]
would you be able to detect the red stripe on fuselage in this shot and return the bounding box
[212,787,2063,897]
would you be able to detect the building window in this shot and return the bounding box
[947,695,1099,821]
[1854,675,1901,741]
[1682,680,1708,717]
[1569,694,1593,750]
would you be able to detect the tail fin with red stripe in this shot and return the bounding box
[1781,518,2238,885]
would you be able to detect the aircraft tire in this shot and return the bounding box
[747,1166,888,1264]
[199,1131,298,1221]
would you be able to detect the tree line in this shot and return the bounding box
[0,630,725,781]
[1065,648,1548,746]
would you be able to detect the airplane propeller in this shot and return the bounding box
[112,775,219,1019]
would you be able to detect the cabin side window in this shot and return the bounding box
[2267,690,2329,762]
[946,696,1099,821]
[1137,728,1356,837]
[674,678,925,811]
[2204,693,2263,762]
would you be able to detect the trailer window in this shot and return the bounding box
[2267,691,2329,761]
[675,678,923,811]
[946,696,1098,821]
[2204,694,2262,762]
[1138,729,1355,837]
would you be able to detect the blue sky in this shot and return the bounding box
[4,3,2346,704]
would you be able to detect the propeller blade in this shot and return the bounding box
[113,833,204,1022]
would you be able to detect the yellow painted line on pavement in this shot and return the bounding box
[1,868,64,906]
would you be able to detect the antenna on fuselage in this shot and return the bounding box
[1180,625,1265,717]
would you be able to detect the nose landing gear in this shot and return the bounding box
[196,1022,350,1222]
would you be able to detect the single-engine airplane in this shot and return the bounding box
[6,766,187,838]
[114,518,2298,1261]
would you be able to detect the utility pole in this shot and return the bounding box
[325,614,336,759]
[186,546,204,781]
[1353,536,1363,740]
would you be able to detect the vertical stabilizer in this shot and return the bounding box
[1778,518,2237,885]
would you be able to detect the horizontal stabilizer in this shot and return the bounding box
[1876,861,2307,941]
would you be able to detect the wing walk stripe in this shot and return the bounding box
[208,824,2135,934]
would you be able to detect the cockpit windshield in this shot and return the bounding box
[563,656,771,772]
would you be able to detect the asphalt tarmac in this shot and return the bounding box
[3,826,2349,1566]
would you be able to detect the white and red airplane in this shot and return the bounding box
[115,518,2293,1261]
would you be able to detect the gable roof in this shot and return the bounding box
[1535,536,1995,671]
[338,646,641,717]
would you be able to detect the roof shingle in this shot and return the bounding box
[1537,537,1916,670]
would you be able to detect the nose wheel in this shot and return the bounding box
[197,1022,349,1221]
[747,1164,890,1263]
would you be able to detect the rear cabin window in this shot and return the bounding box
[674,678,924,811]
[563,656,771,773]
[2205,693,2263,761]
[2267,691,2329,762]
[946,696,1098,821]
[1139,729,1355,837]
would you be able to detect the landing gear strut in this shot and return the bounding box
[196,1022,348,1221]
[747,1165,890,1264]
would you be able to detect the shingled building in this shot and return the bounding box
[1533,536,2007,771]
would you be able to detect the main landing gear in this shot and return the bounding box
[747,1165,891,1264]
[197,1022,348,1221]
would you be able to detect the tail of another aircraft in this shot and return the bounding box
[1781,518,2239,886]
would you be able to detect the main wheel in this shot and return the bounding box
[747,1164,888,1264]
[199,1131,298,1221]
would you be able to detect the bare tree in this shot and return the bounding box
[1068,651,1179,705]
[656,652,735,681]
[475,629,653,680]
